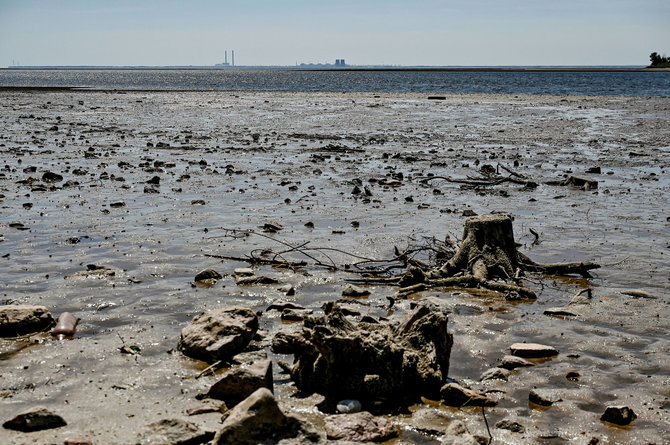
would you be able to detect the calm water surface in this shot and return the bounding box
[1,68,669,96]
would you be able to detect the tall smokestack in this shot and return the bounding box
[225,51,228,65]
[232,50,235,67]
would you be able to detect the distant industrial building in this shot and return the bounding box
[335,59,346,66]
[215,50,235,67]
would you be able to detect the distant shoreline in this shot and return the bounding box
[2,66,668,73]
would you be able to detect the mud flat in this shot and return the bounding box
[0,90,669,444]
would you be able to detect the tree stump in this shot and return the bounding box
[438,213,519,280]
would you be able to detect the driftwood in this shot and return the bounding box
[396,213,600,299]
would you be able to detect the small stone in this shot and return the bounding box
[0,305,54,337]
[42,171,63,183]
[544,307,577,317]
[495,419,525,433]
[529,389,561,406]
[109,201,126,208]
[440,383,496,407]
[621,289,656,299]
[441,420,480,445]
[235,275,279,286]
[208,360,273,407]
[262,221,283,232]
[233,268,254,277]
[600,405,637,426]
[498,355,534,370]
[342,284,370,298]
[2,406,66,432]
[510,342,558,358]
[336,399,362,414]
[277,284,296,296]
[281,308,312,321]
[480,367,510,381]
[138,418,213,445]
[195,269,223,282]
[324,411,398,442]
[178,307,259,363]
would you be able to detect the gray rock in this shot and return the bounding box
[543,307,578,317]
[208,360,273,407]
[600,405,637,425]
[2,406,66,432]
[336,400,362,414]
[0,305,54,337]
[441,420,479,445]
[213,388,321,444]
[529,389,561,406]
[510,342,558,358]
[194,269,222,282]
[234,268,254,277]
[342,284,370,298]
[324,411,398,442]
[409,408,449,436]
[495,419,525,433]
[179,307,259,363]
[281,308,312,322]
[235,275,279,286]
[138,418,214,444]
[498,355,534,370]
[480,367,511,381]
[267,300,305,312]
[285,302,452,409]
[440,383,496,407]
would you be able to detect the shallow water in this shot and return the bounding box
[0,91,668,444]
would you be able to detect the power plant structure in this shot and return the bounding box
[215,51,236,67]
[335,59,346,66]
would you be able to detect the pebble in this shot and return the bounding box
[600,405,637,425]
[2,406,67,432]
[529,389,561,406]
[510,342,558,358]
[498,355,534,370]
[480,367,511,381]
[342,284,370,298]
[336,399,362,413]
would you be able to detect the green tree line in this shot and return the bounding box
[649,52,670,68]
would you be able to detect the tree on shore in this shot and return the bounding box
[649,52,670,68]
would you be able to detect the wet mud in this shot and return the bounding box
[0,91,669,444]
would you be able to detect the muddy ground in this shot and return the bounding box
[0,90,669,444]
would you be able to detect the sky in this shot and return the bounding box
[0,0,668,67]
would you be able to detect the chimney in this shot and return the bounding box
[232,50,235,67]
[225,51,228,65]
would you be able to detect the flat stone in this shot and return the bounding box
[529,389,561,407]
[207,360,273,407]
[235,275,279,286]
[194,269,223,282]
[64,438,93,445]
[213,388,321,444]
[601,405,637,425]
[510,342,558,358]
[495,419,525,433]
[0,305,54,337]
[498,355,534,370]
[324,411,398,442]
[2,406,66,432]
[440,383,496,407]
[266,300,305,312]
[441,420,480,445]
[138,418,214,445]
[480,367,511,381]
[179,307,259,363]
[233,268,254,277]
[281,308,312,322]
[544,307,578,317]
[342,284,370,298]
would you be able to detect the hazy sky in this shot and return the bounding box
[1,0,668,67]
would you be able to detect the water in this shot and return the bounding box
[1,68,669,96]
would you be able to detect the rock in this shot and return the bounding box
[480,367,510,381]
[194,269,223,282]
[64,265,116,279]
[510,342,558,358]
[138,418,214,445]
[262,221,283,233]
[0,305,54,337]
[109,200,126,208]
[341,284,370,298]
[498,355,534,370]
[324,411,398,442]
[42,171,63,183]
[336,400,362,414]
[207,360,273,406]
[285,302,452,408]
[235,275,279,286]
[440,383,496,407]
[271,331,314,355]
[2,406,66,432]
[277,284,296,296]
[234,268,254,276]
[544,307,578,317]
[146,175,161,185]
[563,175,598,191]
[529,389,561,406]
[600,405,637,426]
[495,419,525,433]
[281,308,312,322]
[267,301,305,312]
[441,420,480,445]
[409,408,449,436]
[179,307,259,363]
[621,289,656,299]
[213,388,321,444]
